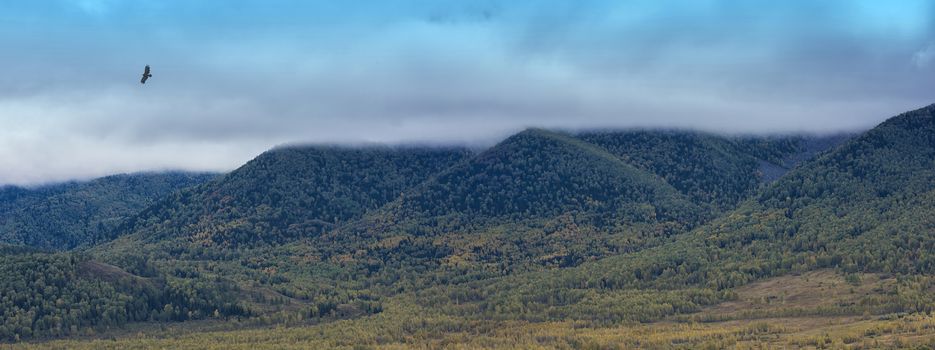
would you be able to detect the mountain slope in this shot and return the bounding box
[319,129,707,274]
[101,129,843,298]
[755,133,854,182]
[446,104,935,323]
[113,146,474,248]
[385,129,703,225]
[577,130,806,212]
[0,172,215,250]
[41,126,882,340]
[742,104,935,274]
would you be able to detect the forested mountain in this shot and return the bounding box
[85,128,830,324]
[99,130,834,292]
[324,129,710,274]
[755,133,854,182]
[112,146,474,247]
[11,106,933,346]
[106,129,826,265]
[320,129,836,275]
[0,172,215,250]
[434,104,935,324]
[384,129,703,223]
[745,104,935,274]
[692,103,935,279]
[577,130,802,212]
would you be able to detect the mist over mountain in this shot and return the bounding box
[2,1,933,185]
[4,0,935,347]
[2,104,935,347]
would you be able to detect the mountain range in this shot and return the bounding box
[3,104,935,348]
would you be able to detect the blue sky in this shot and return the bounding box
[0,0,934,184]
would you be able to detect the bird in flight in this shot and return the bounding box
[140,65,152,84]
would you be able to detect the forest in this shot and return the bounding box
[1,105,935,348]
[0,173,214,250]
[0,246,248,341]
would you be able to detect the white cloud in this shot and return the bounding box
[913,43,935,69]
[1,1,934,185]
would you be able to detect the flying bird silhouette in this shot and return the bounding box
[140,65,152,84]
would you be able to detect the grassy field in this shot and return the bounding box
[13,270,935,349]
[14,313,935,349]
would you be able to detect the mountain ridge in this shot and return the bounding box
[3,110,921,344]
[0,172,216,250]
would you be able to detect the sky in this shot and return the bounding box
[1,0,934,185]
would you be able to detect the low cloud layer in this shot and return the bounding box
[1,0,934,185]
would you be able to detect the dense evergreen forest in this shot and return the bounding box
[113,146,473,247]
[577,130,802,211]
[0,172,214,250]
[2,105,935,348]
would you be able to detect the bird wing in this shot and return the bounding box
[141,74,148,84]
[143,65,150,75]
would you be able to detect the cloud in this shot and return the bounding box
[0,1,934,185]
[913,43,935,69]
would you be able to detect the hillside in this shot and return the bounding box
[5,119,918,345]
[391,129,702,222]
[320,130,840,279]
[0,172,215,250]
[577,130,804,212]
[751,133,853,182]
[321,129,710,277]
[98,130,840,315]
[435,104,935,324]
[110,146,474,249]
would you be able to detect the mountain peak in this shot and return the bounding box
[376,126,704,227]
[878,103,935,131]
[111,145,473,247]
